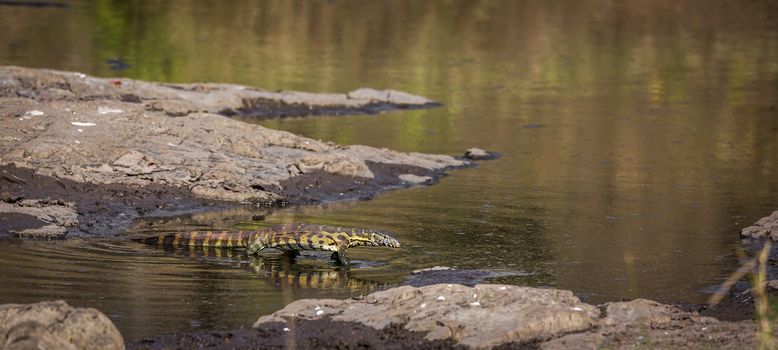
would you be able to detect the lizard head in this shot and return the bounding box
[348,229,401,248]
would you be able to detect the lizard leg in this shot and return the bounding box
[335,241,350,266]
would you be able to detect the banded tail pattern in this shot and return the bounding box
[139,230,263,249]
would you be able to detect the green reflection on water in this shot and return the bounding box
[1,0,778,340]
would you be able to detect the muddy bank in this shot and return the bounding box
[127,283,763,349]
[0,66,470,236]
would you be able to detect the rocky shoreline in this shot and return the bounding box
[0,66,468,236]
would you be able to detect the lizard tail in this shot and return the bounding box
[136,231,257,249]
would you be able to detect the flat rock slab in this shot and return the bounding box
[0,300,124,350]
[0,66,468,208]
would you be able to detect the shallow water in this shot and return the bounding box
[1,0,778,341]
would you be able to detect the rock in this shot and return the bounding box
[0,300,124,350]
[464,147,495,160]
[0,67,467,204]
[254,284,600,348]
[741,211,778,240]
[398,173,432,184]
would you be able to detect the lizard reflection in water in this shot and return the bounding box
[135,223,400,265]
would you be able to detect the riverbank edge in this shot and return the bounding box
[0,66,472,236]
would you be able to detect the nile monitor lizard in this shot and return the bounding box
[136,223,400,265]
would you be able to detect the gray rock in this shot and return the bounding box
[254,284,600,348]
[0,300,124,350]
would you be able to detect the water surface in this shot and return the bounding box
[1,0,778,341]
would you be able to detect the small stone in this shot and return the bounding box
[399,173,432,184]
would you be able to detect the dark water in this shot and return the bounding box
[2,0,778,341]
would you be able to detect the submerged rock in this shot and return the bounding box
[0,300,124,350]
